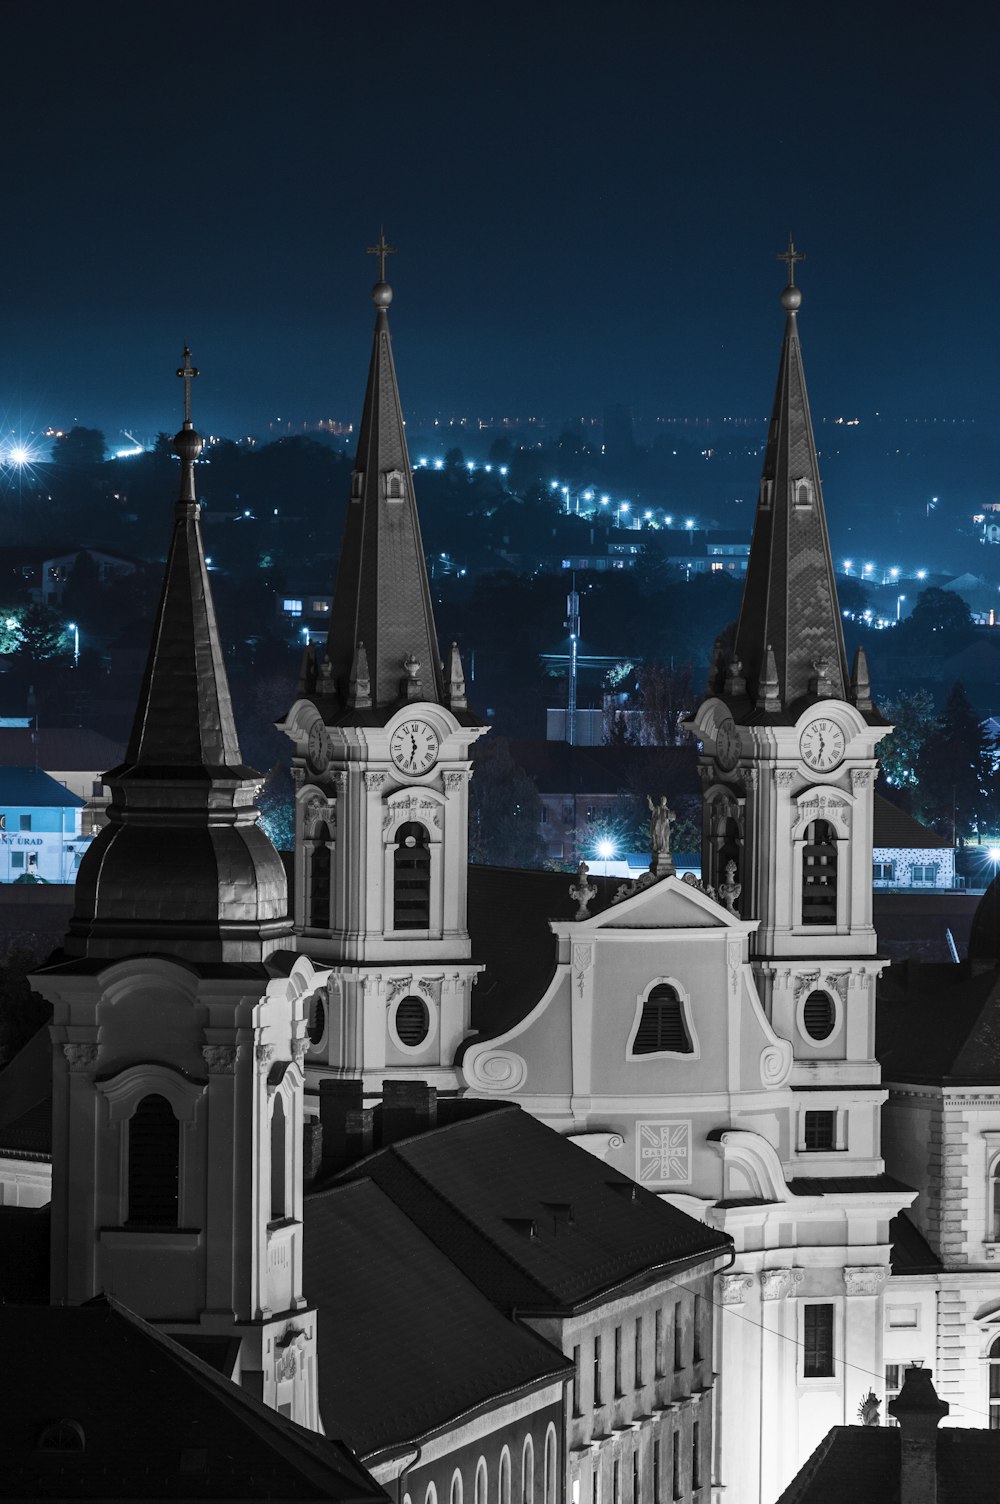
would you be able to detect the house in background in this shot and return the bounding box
[0,727,125,834]
[872,796,957,890]
[0,768,89,883]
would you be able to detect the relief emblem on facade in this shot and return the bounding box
[636,1120,692,1186]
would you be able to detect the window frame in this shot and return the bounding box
[626,978,700,1062]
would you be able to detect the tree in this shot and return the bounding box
[51,426,106,468]
[878,689,939,788]
[915,682,996,841]
[897,587,975,658]
[469,737,546,868]
[0,602,68,661]
[635,661,695,746]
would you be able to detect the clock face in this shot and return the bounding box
[716,718,739,771]
[390,719,440,775]
[799,717,846,772]
[307,721,329,773]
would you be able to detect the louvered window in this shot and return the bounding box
[802,819,837,925]
[310,825,331,929]
[802,990,835,1041]
[395,996,429,1047]
[308,993,326,1047]
[633,985,692,1055]
[127,1094,179,1227]
[394,822,430,929]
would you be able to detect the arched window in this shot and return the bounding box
[451,1473,463,1504]
[499,1450,511,1504]
[990,1336,1000,1428]
[802,819,837,925]
[310,824,331,929]
[633,984,692,1055]
[475,1458,488,1504]
[127,1094,179,1227]
[308,991,326,1047]
[271,1096,286,1222]
[802,990,836,1042]
[394,822,431,930]
[521,1437,534,1504]
[991,1160,1000,1242]
[543,1426,557,1504]
[37,1419,85,1452]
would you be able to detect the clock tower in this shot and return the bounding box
[279,239,488,1095]
[688,243,891,1165]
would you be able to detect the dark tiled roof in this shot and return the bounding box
[336,1106,731,1313]
[467,865,566,1038]
[0,766,85,807]
[889,1211,943,1276]
[304,1179,570,1459]
[877,964,1000,1085]
[872,794,952,850]
[970,873,1000,962]
[3,1299,386,1500]
[775,1424,1000,1503]
[0,728,125,773]
[0,1205,50,1301]
[873,892,977,963]
[786,1174,913,1198]
[0,1024,52,1156]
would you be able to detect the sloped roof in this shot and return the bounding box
[0,1204,50,1301]
[304,1178,570,1459]
[0,1023,52,1156]
[0,766,85,808]
[774,1425,1000,1504]
[335,1105,731,1313]
[872,794,952,850]
[889,1210,943,1276]
[3,1298,386,1500]
[467,865,567,1038]
[0,728,125,773]
[877,963,1000,1085]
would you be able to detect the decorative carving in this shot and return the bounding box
[365,771,388,792]
[569,861,597,919]
[386,976,413,1004]
[255,1043,275,1069]
[636,1121,692,1186]
[63,1042,98,1072]
[718,1272,755,1306]
[443,771,467,792]
[573,943,593,996]
[417,976,442,1004]
[793,971,821,1006]
[718,860,742,915]
[647,794,677,875]
[292,1038,310,1066]
[681,872,717,901]
[612,869,661,905]
[774,769,796,787]
[824,972,850,1005]
[851,768,874,791]
[743,766,760,790]
[797,792,848,826]
[759,1267,804,1301]
[727,938,742,995]
[760,1041,793,1087]
[384,793,442,831]
[465,1047,528,1092]
[844,1265,887,1297]
[332,770,348,791]
[202,1045,239,1074]
[275,1331,305,1383]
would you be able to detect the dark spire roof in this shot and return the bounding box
[726,242,855,720]
[65,352,291,963]
[323,250,446,716]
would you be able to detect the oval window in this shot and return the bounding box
[395,996,429,1047]
[803,990,835,1042]
[308,993,326,1046]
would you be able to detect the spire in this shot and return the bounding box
[732,240,852,717]
[325,238,445,715]
[65,349,291,962]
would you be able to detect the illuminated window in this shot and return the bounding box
[282,598,303,616]
[127,1094,179,1227]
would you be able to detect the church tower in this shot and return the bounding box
[279,238,489,1095]
[688,244,890,1169]
[35,354,321,1429]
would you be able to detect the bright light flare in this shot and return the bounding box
[9,445,32,465]
[990,848,1000,864]
[596,840,615,860]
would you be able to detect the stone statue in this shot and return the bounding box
[647,795,677,877]
[569,861,597,920]
[718,859,741,915]
[858,1390,880,1427]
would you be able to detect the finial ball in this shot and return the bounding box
[173,426,204,465]
[781,284,802,312]
[372,280,393,308]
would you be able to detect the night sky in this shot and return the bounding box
[4,1,999,442]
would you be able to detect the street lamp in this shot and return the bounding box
[67,621,79,667]
[596,838,615,878]
[896,594,906,622]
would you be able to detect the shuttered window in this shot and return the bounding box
[395,996,430,1046]
[802,990,835,1041]
[127,1094,179,1227]
[633,985,692,1055]
[802,819,837,924]
[394,823,430,929]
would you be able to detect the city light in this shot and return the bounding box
[596,839,615,860]
[433,458,444,470]
[9,445,32,466]
[843,560,853,572]
[989,847,1000,864]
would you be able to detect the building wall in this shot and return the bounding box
[873,847,956,890]
[0,802,87,883]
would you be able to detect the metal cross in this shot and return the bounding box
[776,236,806,286]
[176,346,199,424]
[366,228,397,281]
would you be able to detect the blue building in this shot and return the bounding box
[0,768,89,884]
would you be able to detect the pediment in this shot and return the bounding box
[583,873,750,933]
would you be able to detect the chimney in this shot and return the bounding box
[380,1080,438,1146]
[887,1365,949,1504]
[302,1117,324,1187]
[318,1079,364,1177]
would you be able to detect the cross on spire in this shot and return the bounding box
[176,346,199,425]
[776,236,805,287]
[367,228,397,282]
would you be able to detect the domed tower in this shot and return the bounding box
[688,244,891,1165]
[35,355,321,1431]
[279,238,489,1096]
